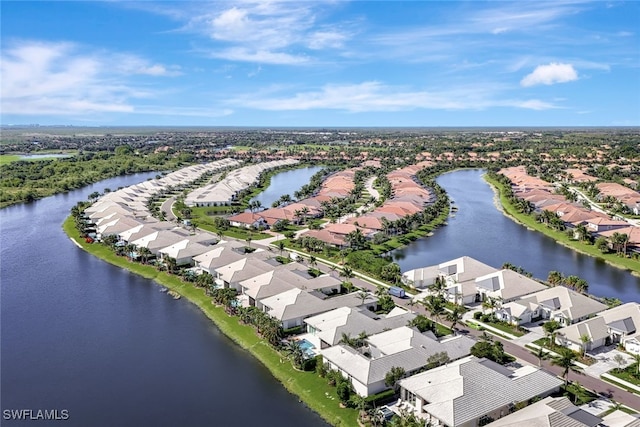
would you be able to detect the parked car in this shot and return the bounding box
[388,286,406,298]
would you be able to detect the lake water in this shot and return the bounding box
[0,172,328,427]
[393,169,640,302]
[250,166,324,208]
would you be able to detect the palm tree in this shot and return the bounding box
[531,346,550,367]
[552,348,583,387]
[309,255,318,269]
[300,206,310,224]
[357,290,370,305]
[423,295,445,322]
[276,240,286,255]
[543,320,561,348]
[580,334,591,357]
[340,266,354,282]
[446,306,464,333]
[284,340,306,369]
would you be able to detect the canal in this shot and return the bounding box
[250,166,324,208]
[393,169,640,302]
[1,173,328,427]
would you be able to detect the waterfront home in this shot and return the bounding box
[598,226,640,254]
[322,326,475,397]
[193,241,265,275]
[228,212,268,229]
[157,239,212,266]
[397,356,562,427]
[303,306,416,349]
[130,229,193,255]
[118,222,177,244]
[260,290,377,330]
[556,302,640,355]
[241,266,342,308]
[484,396,603,427]
[213,253,284,291]
[96,215,144,240]
[473,269,547,303]
[585,217,630,233]
[402,265,441,289]
[496,286,607,326]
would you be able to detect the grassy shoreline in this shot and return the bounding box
[483,173,640,277]
[63,216,358,426]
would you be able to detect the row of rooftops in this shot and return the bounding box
[499,167,640,250]
[403,256,608,324]
[184,159,299,206]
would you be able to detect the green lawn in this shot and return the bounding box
[608,366,640,387]
[482,320,525,337]
[484,174,640,275]
[0,155,20,165]
[63,216,358,426]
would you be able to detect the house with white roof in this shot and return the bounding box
[192,241,265,275]
[473,269,547,303]
[556,302,640,354]
[304,306,416,349]
[157,239,212,266]
[260,290,377,330]
[322,326,475,397]
[496,286,607,326]
[485,396,604,427]
[398,356,562,427]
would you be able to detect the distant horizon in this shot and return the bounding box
[3,124,639,131]
[2,1,639,127]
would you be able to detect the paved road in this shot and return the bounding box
[161,197,177,220]
[271,245,640,410]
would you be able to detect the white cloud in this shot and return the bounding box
[0,40,177,116]
[209,47,309,65]
[230,81,559,112]
[184,1,351,64]
[520,63,578,87]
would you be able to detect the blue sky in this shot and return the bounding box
[1,1,639,127]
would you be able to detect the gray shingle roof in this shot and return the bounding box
[608,317,636,334]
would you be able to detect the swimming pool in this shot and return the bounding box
[298,339,316,357]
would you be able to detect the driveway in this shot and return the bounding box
[584,345,636,377]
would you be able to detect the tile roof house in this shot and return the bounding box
[474,269,548,303]
[304,306,416,349]
[192,241,265,275]
[260,290,377,330]
[322,326,475,397]
[228,212,268,229]
[485,396,603,427]
[556,302,640,355]
[496,287,607,326]
[398,356,562,427]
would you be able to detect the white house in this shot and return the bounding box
[556,302,640,354]
[398,356,563,427]
[322,326,475,397]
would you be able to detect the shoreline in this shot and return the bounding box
[482,173,640,279]
[62,216,357,427]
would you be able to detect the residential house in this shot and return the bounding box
[398,356,562,427]
[193,241,265,275]
[485,396,603,427]
[260,290,377,330]
[556,302,640,354]
[228,212,268,229]
[304,306,416,349]
[474,269,547,303]
[322,326,475,397]
[496,287,607,326]
[157,239,212,266]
